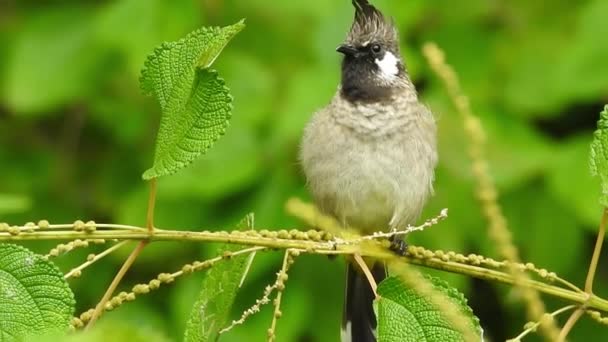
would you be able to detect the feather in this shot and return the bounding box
[352,0,379,19]
[346,0,397,48]
[342,263,387,342]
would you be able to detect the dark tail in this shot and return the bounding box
[342,263,387,342]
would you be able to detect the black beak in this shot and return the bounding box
[336,44,359,57]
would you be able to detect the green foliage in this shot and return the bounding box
[3,7,100,115]
[0,244,75,341]
[184,214,255,341]
[0,194,31,215]
[141,20,245,180]
[2,1,608,341]
[376,276,481,342]
[589,105,608,206]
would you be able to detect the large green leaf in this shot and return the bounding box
[183,214,255,342]
[589,105,608,207]
[0,243,75,341]
[376,276,481,342]
[140,20,245,180]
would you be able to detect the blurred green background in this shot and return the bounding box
[1,0,608,341]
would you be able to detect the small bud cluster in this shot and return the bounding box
[73,220,97,233]
[267,250,297,342]
[0,223,20,236]
[0,219,96,237]
[74,247,263,328]
[406,246,559,283]
[221,250,298,337]
[231,229,334,242]
[46,239,106,259]
[588,310,608,325]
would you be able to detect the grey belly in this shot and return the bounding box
[309,144,428,234]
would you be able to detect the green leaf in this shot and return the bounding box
[376,276,481,342]
[140,20,245,180]
[183,213,255,342]
[0,243,75,341]
[590,105,608,207]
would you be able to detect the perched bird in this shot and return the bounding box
[299,0,438,341]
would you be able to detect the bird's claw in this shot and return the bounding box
[389,236,408,256]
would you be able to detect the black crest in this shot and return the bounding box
[339,0,406,103]
[346,0,397,48]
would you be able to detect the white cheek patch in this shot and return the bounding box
[374,51,399,79]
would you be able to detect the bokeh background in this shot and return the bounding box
[2,0,608,341]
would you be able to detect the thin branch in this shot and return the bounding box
[346,208,448,245]
[3,219,608,314]
[146,179,157,233]
[96,224,148,231]
[508,305,577,342]
[557,308,585,342]
[353,253,378,297]
[74,246,266,327]
[585,208,607,293]
[86,241,147,329]
[268,250,297,342]
[45,239,107,259]
[65,241,129,279]
[220,249,294,335]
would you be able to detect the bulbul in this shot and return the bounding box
[299,0,438,341]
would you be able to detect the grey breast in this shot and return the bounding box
[300,92,437,234]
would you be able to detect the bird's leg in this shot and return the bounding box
[389,234,408,256]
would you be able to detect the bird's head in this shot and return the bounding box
[338,0,410,102]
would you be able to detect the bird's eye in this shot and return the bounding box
[370,44,382,54]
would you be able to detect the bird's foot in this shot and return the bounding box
[389,235,408,256]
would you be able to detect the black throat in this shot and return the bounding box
[339,55,401,104]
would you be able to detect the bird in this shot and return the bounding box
[299,0,438,341]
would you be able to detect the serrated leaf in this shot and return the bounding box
[140,20,245,180]
[0,243,75,341]
[376,276,481,342]
[589,105,608,207]
[184,213,255,342]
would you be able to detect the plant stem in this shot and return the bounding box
[85,241,147,329]
[65,241,129,279]
[146,178,157,233]
[86,179,158,328]
[585,207,607,293]
[4,227,608,313]
[557,308,585,342]
[268,250,293,342]
[509,305,576,341]
[354,253,378,297]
